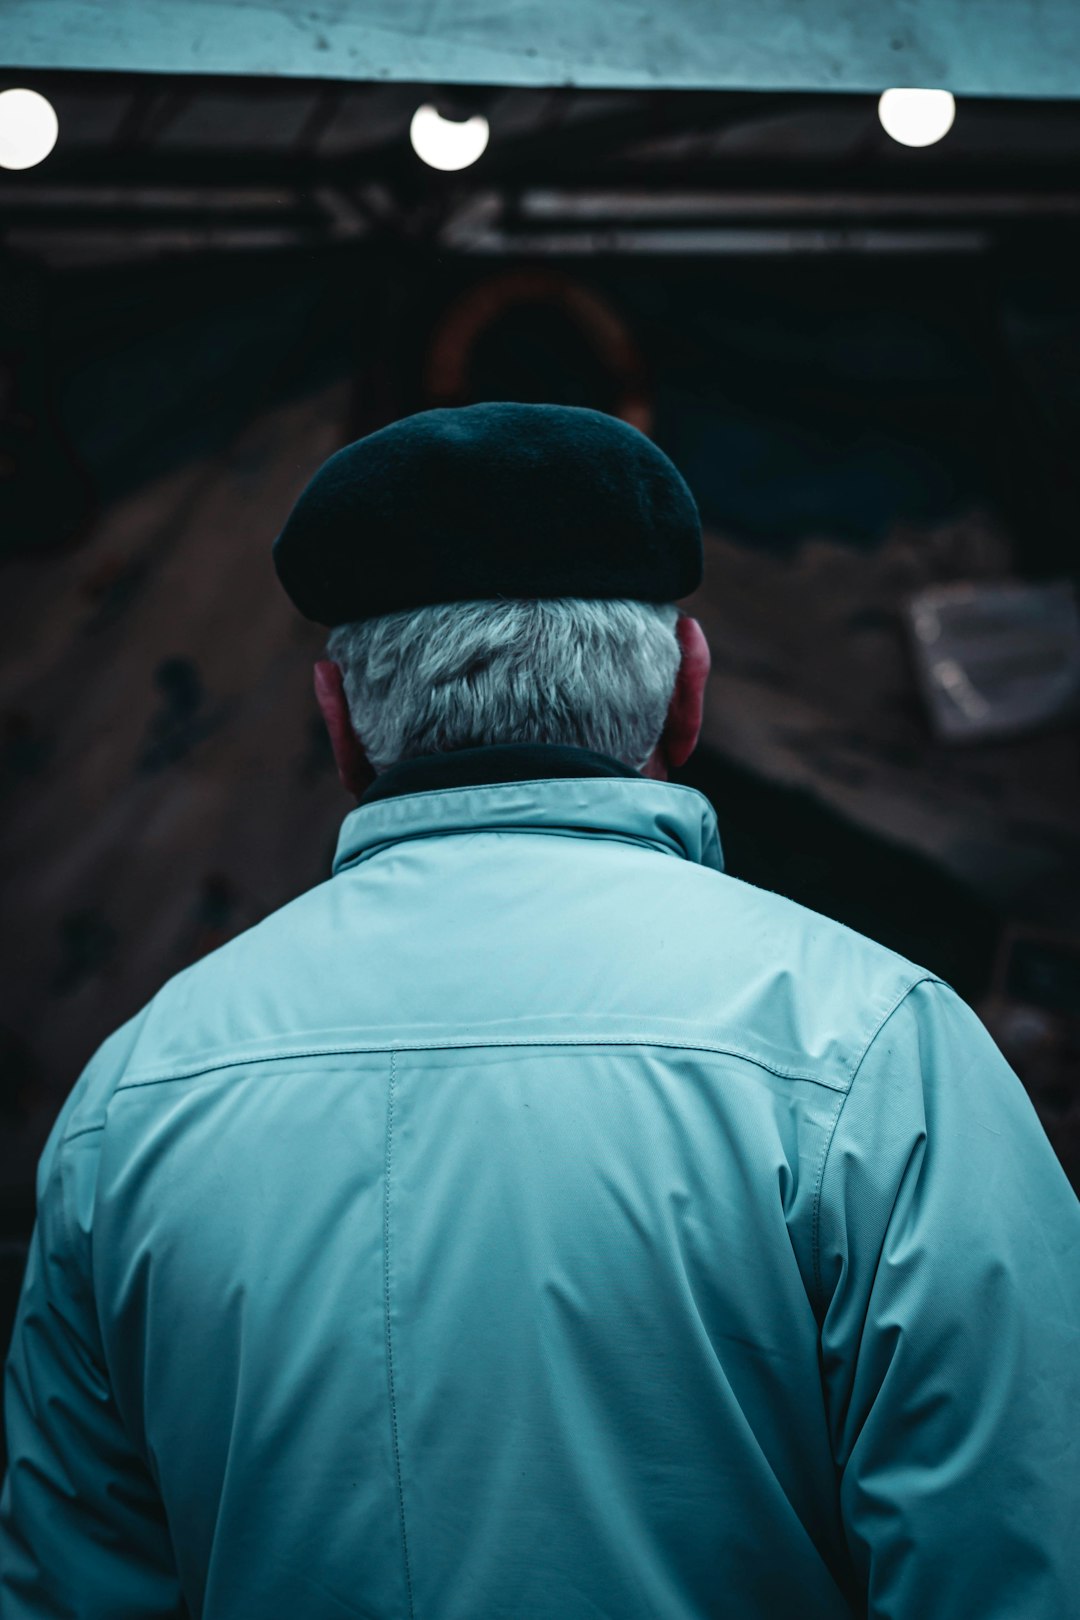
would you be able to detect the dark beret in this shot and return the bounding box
[272,401,702,627]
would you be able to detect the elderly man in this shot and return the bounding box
[2,402,1078,1619]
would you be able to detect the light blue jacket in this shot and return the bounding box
[3,745,1078,1620]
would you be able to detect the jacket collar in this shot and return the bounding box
[331,742,724,876]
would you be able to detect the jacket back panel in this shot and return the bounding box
[87,824,914,1619]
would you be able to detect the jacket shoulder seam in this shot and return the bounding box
[112,1035,859,1097]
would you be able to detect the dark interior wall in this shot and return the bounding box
[22,244,1077,559]
[4,249,362,522]
[374,248,1080,567]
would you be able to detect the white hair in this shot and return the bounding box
[325,597,683,775]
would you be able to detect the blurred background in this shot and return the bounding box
[2,4,1080,1377]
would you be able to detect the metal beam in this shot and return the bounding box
[515,189,1080,219]
[438,224,994,255]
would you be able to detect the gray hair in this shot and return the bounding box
[325,598,683,775]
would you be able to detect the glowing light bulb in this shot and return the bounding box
[409,103,490,172]
[878,88,956,148]
[0,87,59,170]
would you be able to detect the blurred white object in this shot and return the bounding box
[878,88,956,148]
[0,87,59,170]
[409,104,489,171]
[905,578,1080,741]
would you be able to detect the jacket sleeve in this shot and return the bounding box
[816,974,1080,1619]
[0,1041,187,1618]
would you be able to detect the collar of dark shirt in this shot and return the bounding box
[355,742,642,807]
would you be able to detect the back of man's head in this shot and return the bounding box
[325,596,682,774]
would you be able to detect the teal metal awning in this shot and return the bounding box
[2,0,1079,99]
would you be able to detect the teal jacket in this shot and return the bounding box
[3,744,1078,1619]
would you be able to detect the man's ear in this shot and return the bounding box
[313,660,377,800]
[657,615,711,773]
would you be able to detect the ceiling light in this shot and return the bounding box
[878,88,956,148]
[0,87,59,170]
[409,104,490,172]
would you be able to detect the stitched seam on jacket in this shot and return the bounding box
[810,973,943,1315]
[114,1036,865,1094]
[383,1050,415,1620]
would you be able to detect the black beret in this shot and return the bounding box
[272,401,702,627]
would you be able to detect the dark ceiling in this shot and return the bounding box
[2,72,1080,267]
